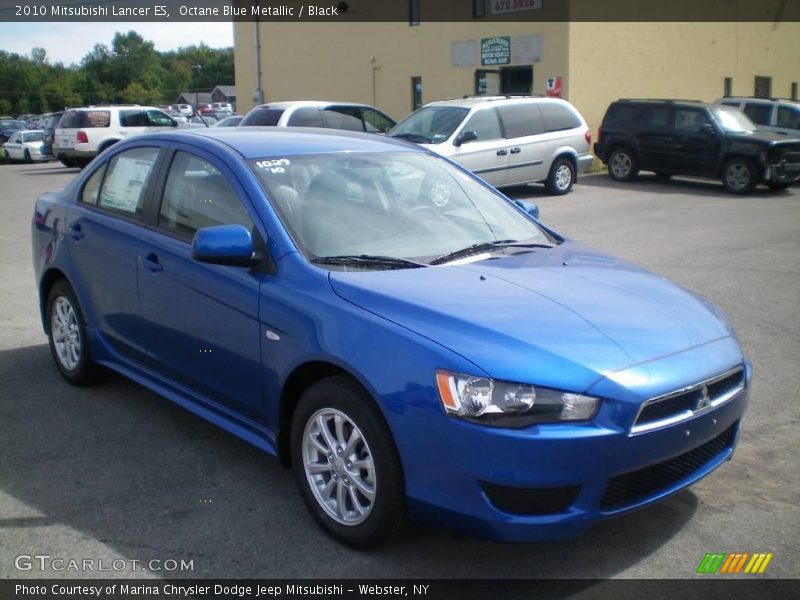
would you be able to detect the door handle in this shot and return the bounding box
[510,147,522,154]
[67,223,83,240]
[139,253,163,273]
[496,149,508,156]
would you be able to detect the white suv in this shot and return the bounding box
[717,97,800,138]
[210,102,233,114]
[54,106,177,168]
[389,96,593,195]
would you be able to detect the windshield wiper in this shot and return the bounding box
[390,132,433,144]
[311,254,427,270]
[430,239,553,266]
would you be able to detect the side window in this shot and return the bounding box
[498,104,545,138]
[674,109,711,132]
[97,147,160,216]
[776,106,800,130]
[461,108,502,141]
[603,104,638,128]
[159,151,254,239]
[743,103,771,126]
[321,107,365,131]
[147,110,174,127]
[119,110,149,128]
[81,164,107,206]
[640,107,671,128]
[287,107,324,127]
[538,102,582,132]
[362,108,395,133]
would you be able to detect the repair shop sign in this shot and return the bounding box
[481,37,511,66]
[545,76,563,97]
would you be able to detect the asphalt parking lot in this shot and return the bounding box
[0,161,798,580]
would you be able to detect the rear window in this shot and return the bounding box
[603,104,638,127]
[60,110,110,129]
[743,103,772,126]
[241,107,285,126]
[498,104,545,138]
[538,102,582,132]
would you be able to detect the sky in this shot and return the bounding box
[0,22,234,65]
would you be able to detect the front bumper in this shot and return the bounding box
[394,361,749,542]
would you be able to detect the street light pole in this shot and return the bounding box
[191,64,202,116]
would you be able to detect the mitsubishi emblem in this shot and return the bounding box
[697,385,711,409]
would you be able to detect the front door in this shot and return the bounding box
[137,147,265,421]
[673,108,720,175]
[450,107,508,187]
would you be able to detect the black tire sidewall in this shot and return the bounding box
[290,377,405,548]
[546,158,575,195]
[608,148,638,182]
[46,280,94,386]
[722,158,758,194]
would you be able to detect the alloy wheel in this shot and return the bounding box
[555,164,573,190]
[51,296,81,370]
[725,163,751,192]
[611,152,632,178]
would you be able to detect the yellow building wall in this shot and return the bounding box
[568,22,800,134]
[234,21,571,121]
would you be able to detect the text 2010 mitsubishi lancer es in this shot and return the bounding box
[32,127,749,547]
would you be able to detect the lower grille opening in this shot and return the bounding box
[481,482,581,516]
[600,423,737,511]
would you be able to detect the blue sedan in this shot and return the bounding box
[31,128,749,547]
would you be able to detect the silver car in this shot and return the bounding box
[717,97,800,138]
[389,96,593,195]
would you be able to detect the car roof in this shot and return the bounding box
[254,101,376,110]
[421,96,560,110]
[720,96,800,105]
[136,126,420,159]
[612,99,713,109]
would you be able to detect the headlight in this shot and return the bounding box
[435,370,599,427]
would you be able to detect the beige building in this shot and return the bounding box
[233,14,800,133]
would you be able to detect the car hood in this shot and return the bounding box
[328,242,734,391]
[731,129,800,146]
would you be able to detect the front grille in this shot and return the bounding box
[782,150,800,165]
[600,423,736,510]
[632,367,744,434]
[481,482,581,516]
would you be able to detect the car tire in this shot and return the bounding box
[545,157,575,195]
[722,158,758,194]
[46,280,99,386]
[291,375,407,548]
[60,158,76,168]
[2,149,10,162]
[24,149,32,163]
[608,147,639,182]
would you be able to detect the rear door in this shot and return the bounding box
[65,145,162,361]
[137,146,264,420]
[636,105,678,171]
[450,107,508,187]
[496,102,548,184]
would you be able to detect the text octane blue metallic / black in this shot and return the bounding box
[31,128,750,547]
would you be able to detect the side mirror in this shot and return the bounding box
[514,199,540,220]
[700,123,715,136]
[454,130,478,147]
[191,224,256,267]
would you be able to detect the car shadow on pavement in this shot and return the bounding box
[575,173,790,199]
[0,344,697,580]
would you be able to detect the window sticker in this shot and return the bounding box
[100,156,153,213]
[256,158,290,174]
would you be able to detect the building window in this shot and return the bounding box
[411,77,423,110]
[754,76,772,99]
[792,82,798,101]
[473,0,486,18]
[409,0,420,25]
[723,77,732,98]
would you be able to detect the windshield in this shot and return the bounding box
[249,151,552,266]
[711,107,757,133]
[389,106,470,144]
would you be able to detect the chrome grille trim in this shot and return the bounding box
[630,366,745,436]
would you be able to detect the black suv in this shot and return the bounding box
[594,99,800,193]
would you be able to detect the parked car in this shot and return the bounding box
[32,127,749,547]
[717,96,800,138]
[240,101,396,135]
[594,99,800,193]
[40,111,65,158]
[176,103,193,117]
[389,96,593,195]
[2,129,47,162]
[211,102,233,114]
[214,115,243,127]
[0,120,26,144]
[53,105,178,168]
[186,115,218,128]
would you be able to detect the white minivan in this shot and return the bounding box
[389,96,593,195]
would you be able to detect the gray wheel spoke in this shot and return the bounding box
[320,477,336,500]
[307,462,332,474]
[349,473,375,501]
[343,428,362,457]
[334,414,346,447]
[336,481,348,519]
[317,414,338,452]
[309,435,329,455]
[349,486,366,515]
